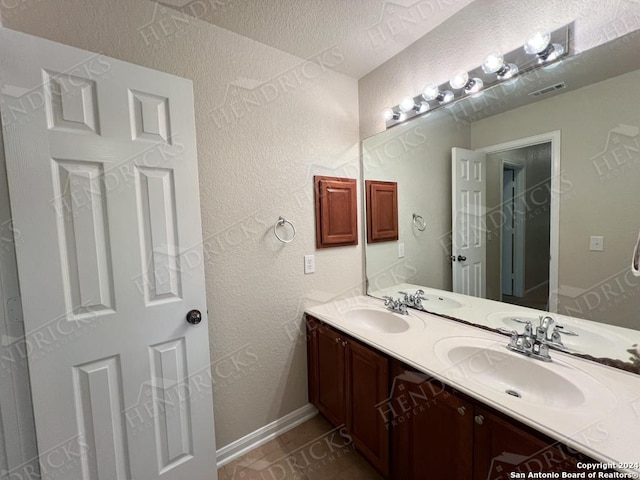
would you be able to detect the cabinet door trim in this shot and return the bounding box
[366,180,398,243]
[314,176,358,248]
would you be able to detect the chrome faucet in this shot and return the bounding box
[506,320,551,362]
[502,315,577,362]
[382,296,408,315]
[505,315,564,362]
[398,289,425,309]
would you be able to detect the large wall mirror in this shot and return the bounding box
[362,29,640,370]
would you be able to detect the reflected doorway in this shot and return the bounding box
[486,142,553,311]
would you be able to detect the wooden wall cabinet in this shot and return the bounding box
[365,180,398,243]
[307,316,389,476]
[314,176,358,248]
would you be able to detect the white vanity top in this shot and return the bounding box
[306,294,640,473]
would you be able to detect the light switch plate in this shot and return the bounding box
[589,236,604,251]
[398,242,405,258]
[304,254,315,274]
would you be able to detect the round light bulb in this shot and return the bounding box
[482,52,505,74]
[422,84,440,101]
[417,101,430,114]
[382,108,396,121]
[449,70,470,90]
[441,90,454,104]
[464,78,484,94]
[542,43,565,63]
[525,31,551,54]
[399,96,416,113]
[497,63,519,80]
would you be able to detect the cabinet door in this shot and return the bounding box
[314,176,358,248]
[346,338,390,476]
[390,362,473,480]
[315,324,347,426]
[473,407,581,479]
[366,180,398,243]
[306,316,319,406]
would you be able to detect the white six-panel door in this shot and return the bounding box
[0,28,216,480]
[452,147,486,298]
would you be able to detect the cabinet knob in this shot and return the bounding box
[335,337,341,343]
[457,406,466,416]
[475,415,484,425]
[342,341,347,347]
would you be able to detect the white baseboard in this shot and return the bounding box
[216,403,319,468]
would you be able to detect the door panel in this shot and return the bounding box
[316,325,346,426]
[0,28,216,480]
[345,338,389,475]
[391,363,473,480]
[452,147,486,297]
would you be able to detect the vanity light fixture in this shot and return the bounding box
[399,96,430,114]
[524,31,565,63]
[422,83,454,105]
[382,23,570,129]
[382,107,402,121]
[449,70,484,95]
[482,52,519,80]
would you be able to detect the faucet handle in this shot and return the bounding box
[398,291,411,302]
[549,325,569,346]
[539,315,554,328]
[382,296,393,306]
[555,325,579,336]
[523,321,533,336]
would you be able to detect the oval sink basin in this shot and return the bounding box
[486,311,628,353]
[420,294,465,310]
[344,308,416,334]
[434,337,617,411]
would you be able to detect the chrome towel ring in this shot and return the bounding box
[413,213,426,232]
[274,216,296,243]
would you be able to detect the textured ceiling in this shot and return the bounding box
[157,0,476,78]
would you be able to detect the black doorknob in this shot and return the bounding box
[186,309,202,325]
[457,255,467,262]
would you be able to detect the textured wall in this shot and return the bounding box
[359,0,640,139]
[0,0,361,448]
[363,112,469,293]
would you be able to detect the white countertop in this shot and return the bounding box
[371,283,640,363]
[306,294,640,474]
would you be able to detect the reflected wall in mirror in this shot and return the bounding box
[362,30,640,368]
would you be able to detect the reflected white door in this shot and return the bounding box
[452,147,486,297]
[0,28,217,480]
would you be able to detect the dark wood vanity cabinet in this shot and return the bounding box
[306,316,389,476]
[389,364,474,479]
[392,362,590,480]
[306,316,596,480]
[311,320,346,426]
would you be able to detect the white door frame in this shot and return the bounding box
[477,131,560,312]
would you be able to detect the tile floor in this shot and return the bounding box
[217,414,383,480]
